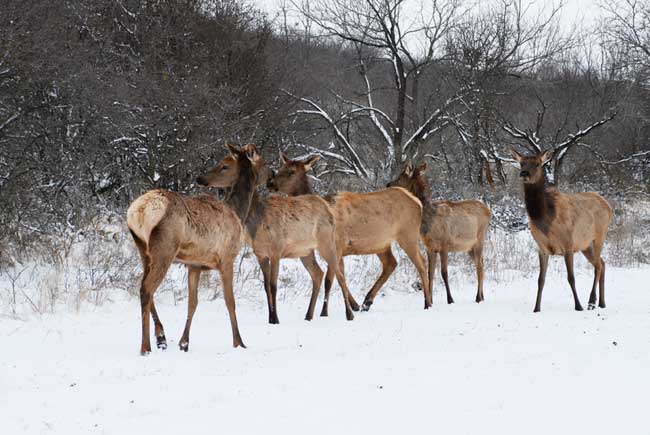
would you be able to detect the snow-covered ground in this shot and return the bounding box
[2,262,649,435]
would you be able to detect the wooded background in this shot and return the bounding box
[1,0,649,260]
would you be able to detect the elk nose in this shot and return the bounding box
[196,176,208,186]
[266,179,276,190]
[519,170,529,178]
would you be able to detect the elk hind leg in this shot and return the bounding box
[471,244,485,303]
[361,248,397,311]
[138,238,176,355]
[258,257,277,325]
[581,245,601,310]
[593,239,606,309]
[301,252,324,321]
[320,266,334,317]
[130,230,168,350]
[320,245,354,320]
[179,266,201,352]
[440,250,453,304]
[397,234,432,309]
[337,258,360,311]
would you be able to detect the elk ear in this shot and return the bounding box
[279,151,290,165]
[246,146,261,164]
[415,162,427,174]
[510,148,524,163]
[404,160,414,177]
[225,143,240,157]
[303,155,321,171]
[540,149,554,164]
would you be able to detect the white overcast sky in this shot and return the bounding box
[254,0,604,31]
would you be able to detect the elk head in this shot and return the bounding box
[267,151,320,194]
[387,161,427,191]
[196,144,269,188]
[510,149,553,184]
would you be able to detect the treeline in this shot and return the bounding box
[1,0,649,259]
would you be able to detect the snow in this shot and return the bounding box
[2,263,649,435]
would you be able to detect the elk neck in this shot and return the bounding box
[242,190,266,240]
[224,163,257,223]
[522,174,556,234]
[289,174,314,196]
[410,175,437,234]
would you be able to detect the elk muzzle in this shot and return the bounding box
[196,176,209,186]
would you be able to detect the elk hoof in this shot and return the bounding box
[587,303,596,310]
[269,315,280,325]
[234,341,247,349]
[533,307,541,313]
[447,298,455,304]
[140,349,151,356]
[304,314,313,321]
[575,304,584,311]
[156,334,167,350]
[320,308,328,317]
[349,300,360,312]
[361,301,372,312]
[599,302,606,309]
[424,301,432,310]
[346,311,354,321]
[179,341,189,352]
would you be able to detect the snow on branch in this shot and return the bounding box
[283,89,370,179]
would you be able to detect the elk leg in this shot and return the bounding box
[397,236,432,309]
[320,266,335,317]
[269,257,280,324]
[472,245,485,303]
[534,252,549,313]
[427,250,436,302]
[258,257,276,324]
[581,246,600,310]
[300,252,324,321]
[219,262,245,349]
[320,246,354,320]
[361,248,397,311]
[179,266,201,352]
[594,239,606,309]
[440,250,454,304]
[564,252,583,311]
[138,251,174,355]
[338,258,360,311]
[150,302,167,350]
[598,258,606,308]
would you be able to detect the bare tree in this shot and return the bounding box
[289,0,466,181]
[600,0,650,83]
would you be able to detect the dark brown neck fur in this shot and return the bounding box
[410,175,436,235]
[289,174,313,196]
[225,161,256,223]
[523,175,556,235]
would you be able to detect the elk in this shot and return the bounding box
[197,148,357,323]
[127,144,266,355]
[267,152,432,313]
[388,161,492,304]
[511,149,612,312]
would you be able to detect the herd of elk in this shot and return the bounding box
[126,144,613,355]
[197,148,356,324]
[267,152,432,314]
